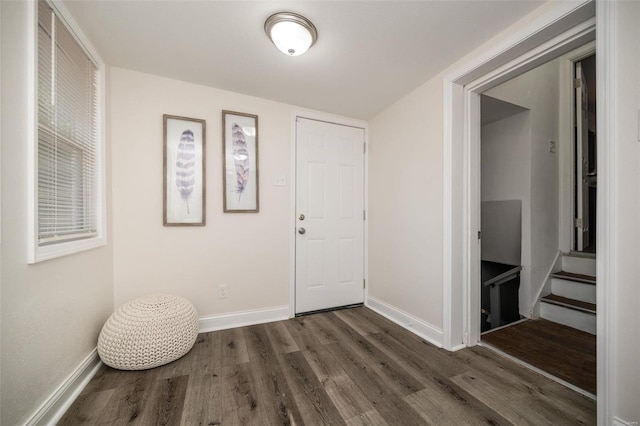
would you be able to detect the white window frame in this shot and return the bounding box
[27,0,106,264]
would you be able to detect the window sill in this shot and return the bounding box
[28,236,107,264]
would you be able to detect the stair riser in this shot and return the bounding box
[562,256,596,276]
[551,278,596,304]
[540,303,596,335]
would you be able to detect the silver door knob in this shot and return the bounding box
[298,228,306,235]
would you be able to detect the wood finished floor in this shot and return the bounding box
[481,319,597,395]
[60,307,596,425]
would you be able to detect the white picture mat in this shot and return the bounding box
[166,118,204,223]
[224,114,257,211]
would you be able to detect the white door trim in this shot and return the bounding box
[289,109,368,318]
[595,0,616,422]
[443,0,615,422]
[558,41,596,254]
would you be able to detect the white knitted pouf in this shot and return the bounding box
[98,294,199,370]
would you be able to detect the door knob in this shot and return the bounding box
[298,228,306,235]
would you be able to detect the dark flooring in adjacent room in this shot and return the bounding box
[61,308,596,425]
[482,319,597,396]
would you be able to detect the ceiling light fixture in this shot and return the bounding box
[264,12,317,57]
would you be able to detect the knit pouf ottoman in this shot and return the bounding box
[98,294,199,370]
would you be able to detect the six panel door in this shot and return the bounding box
[295,118,365,314]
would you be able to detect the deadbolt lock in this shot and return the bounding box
[299,214,305,221]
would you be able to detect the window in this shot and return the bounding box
[29,0,105,263]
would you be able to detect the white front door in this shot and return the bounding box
[295,118,365,314]
[575,62,590,251]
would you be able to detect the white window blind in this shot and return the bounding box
[37,0,99,246]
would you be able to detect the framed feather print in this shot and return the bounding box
[222,110,259,212]
[163,114,206,226]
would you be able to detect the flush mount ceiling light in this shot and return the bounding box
[264,12,317,57]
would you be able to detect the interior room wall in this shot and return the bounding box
[110,67,296,317]
[0,2,114,425]
[368,76,444,332]
[482,58,561,317]
[481,109,533,315]
[613,1,640,422]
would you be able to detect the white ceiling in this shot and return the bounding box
[63,0,545,120]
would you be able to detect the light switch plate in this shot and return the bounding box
[274,176,286,186]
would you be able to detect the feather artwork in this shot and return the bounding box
[231,123,250,200]
[175,129,196,214]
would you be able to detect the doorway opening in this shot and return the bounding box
[573,54,597,254]
[477,47,597,397]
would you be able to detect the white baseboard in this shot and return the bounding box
[448,343,467,352]
[26,349,102,426]
[614,417,639,426]
[365,296,443,348]
[199,305,289,333]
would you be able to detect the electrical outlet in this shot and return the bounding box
[274,176,286,186]
[549,140,556,153]
[218,284,228,299]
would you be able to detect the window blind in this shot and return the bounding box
[37,0,98,245]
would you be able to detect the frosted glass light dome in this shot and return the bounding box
[265,12,317,57]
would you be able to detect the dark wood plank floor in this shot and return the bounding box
[481,319,596,395]
[60,308,596,425]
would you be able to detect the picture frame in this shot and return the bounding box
[222,110,259,212]
[163,114,206,226]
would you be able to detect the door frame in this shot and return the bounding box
[443,0,616,423]
[289,110,369,318]
[443,1,596,351]
[559,42,596,254]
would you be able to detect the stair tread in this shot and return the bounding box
[541,293,596,313]
[552,271,596,284]
[566,251,596,259]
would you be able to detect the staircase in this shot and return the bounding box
[539,252,596,334]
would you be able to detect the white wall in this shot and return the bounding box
[481,110,533,315]
[0,2,114,424]
[613,1,640,422]
[368,76,444,330]
[483,58,561,316]
[110,68,294,316]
